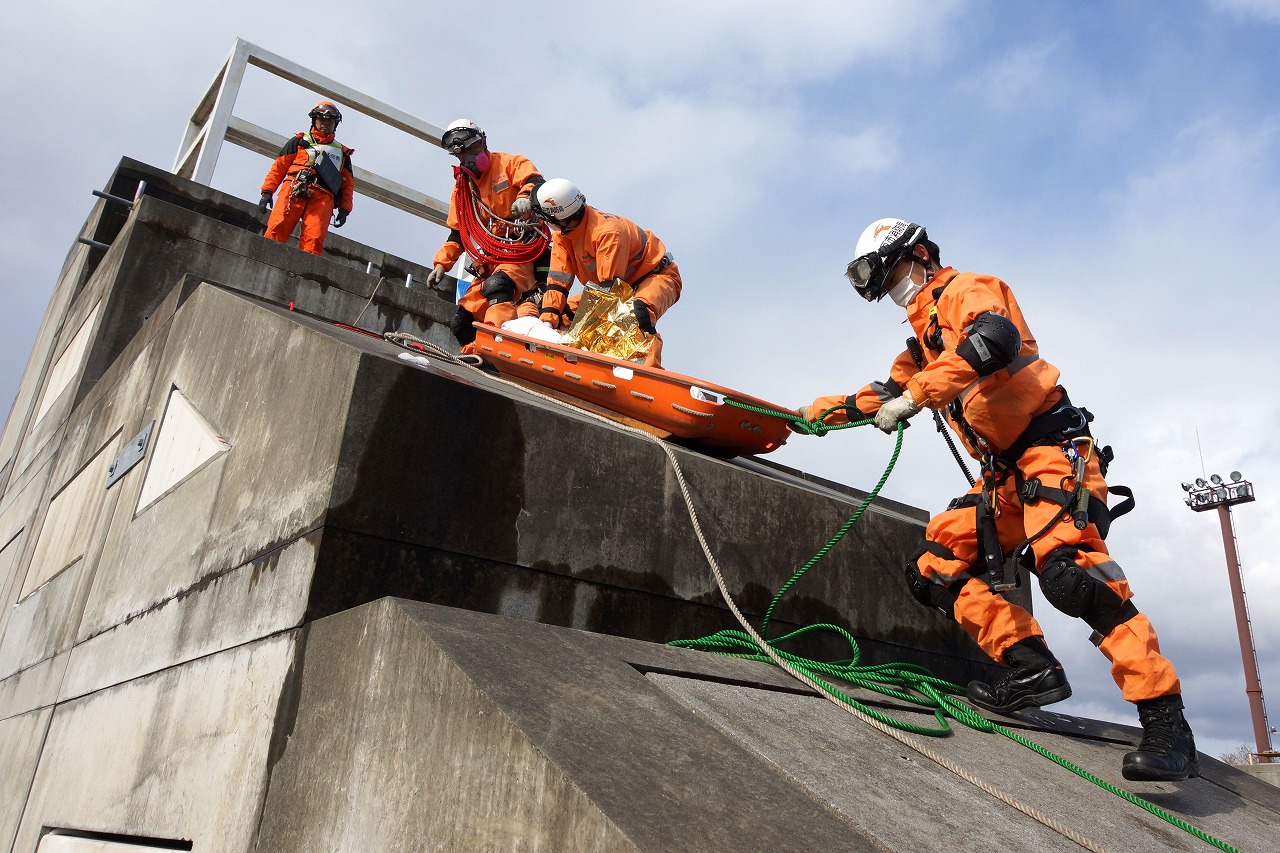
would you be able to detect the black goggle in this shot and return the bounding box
[846,252,891,301]
[310,111,340,121]
[442,131,482,154]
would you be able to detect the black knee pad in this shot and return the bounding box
[449,304,476,345]
[904,550,960,617]
[1037,547,1137,636]
[480,271,517,305]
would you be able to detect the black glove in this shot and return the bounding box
[333,209,349,228]
[259,191,273,214]
[633,299,656,334]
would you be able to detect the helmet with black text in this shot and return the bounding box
[308,101,343,126]
[846,218,936,302]
[533,178,586,232]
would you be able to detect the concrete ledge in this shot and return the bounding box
[258,598,1280,853]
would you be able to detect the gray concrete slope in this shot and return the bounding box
[257,597,1280,853]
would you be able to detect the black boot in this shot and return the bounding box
[967,636,1072,714]
[450,305,477,347]
[1122,694,1200,781]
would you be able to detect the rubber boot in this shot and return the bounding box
[966,636,1072,714]
[1122,694,1200,781]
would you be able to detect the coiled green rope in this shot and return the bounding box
[669,400,1242,853]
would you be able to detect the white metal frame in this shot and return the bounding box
[173,38,449,225]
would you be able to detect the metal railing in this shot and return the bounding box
[172,38,449,225]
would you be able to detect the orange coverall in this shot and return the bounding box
[809,267,1180,702]
[536,206,681,364]
[434,150,543,328]
[261,132,355,256]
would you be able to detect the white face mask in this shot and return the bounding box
[887,262,924,307]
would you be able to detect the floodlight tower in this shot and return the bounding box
[1181,472,1274,763]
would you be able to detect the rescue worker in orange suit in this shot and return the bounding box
[423,119,547,348]
[528,178,680,367]
[259,101,355,256]
[800,219,1197,782]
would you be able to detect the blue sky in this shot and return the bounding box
[2,0,1278,763]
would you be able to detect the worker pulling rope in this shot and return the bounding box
[670,399,1240,853]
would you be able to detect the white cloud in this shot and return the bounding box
[1208,0,1280,22]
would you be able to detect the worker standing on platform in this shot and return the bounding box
[529,178,680,367]
[800,218,1198,782]
[424,120,548,348]
[259,101,355,256]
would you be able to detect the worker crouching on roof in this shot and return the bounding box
[801,218,1197,782]
[527,178,681,368]
[259,101,354,256]
[424,120,548,349]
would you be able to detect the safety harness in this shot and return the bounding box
[935,392,1137,594]
[907,273,1136,596]
[289,134,347,201]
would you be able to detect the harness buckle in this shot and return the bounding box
[1020,477,1041,504]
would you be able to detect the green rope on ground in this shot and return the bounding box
[672,399,1242,853]
[993,723,1242,852]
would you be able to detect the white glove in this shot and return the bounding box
[796,405,812,421]
[874,393,920,433]
[510,197,532,217]
[425,264,448,286]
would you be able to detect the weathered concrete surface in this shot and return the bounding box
[71,159,458,416]
[0,706,51,853]
[1241,762,1280,787]
[0,157,456,527]
[259,598,1280,853]
[11,633,296,853]
[256,598,637,853]
[60,534,317,701]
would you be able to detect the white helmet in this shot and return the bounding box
[442,119,486,153]
[534,178,586,222]
[846,218,929,302]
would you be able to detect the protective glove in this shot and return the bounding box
[333,209,349,228]
[873,393,920,433]
[510,196,532,217]
[425,264,448,287]
[259,191,273,214]
[796,405,812,421]
[633,300,656,334]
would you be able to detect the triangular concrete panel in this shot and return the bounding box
[136,386,230,513]
[33,301,102,425]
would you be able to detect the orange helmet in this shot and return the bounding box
[308,101,343,124]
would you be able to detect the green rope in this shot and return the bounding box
[670,400,1242,853]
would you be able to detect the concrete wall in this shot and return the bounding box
[1240,762,1280,787]
[0,158,1064,852]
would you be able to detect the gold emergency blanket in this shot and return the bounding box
[559,278,656,362]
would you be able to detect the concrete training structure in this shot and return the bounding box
[0,159,1277,852]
